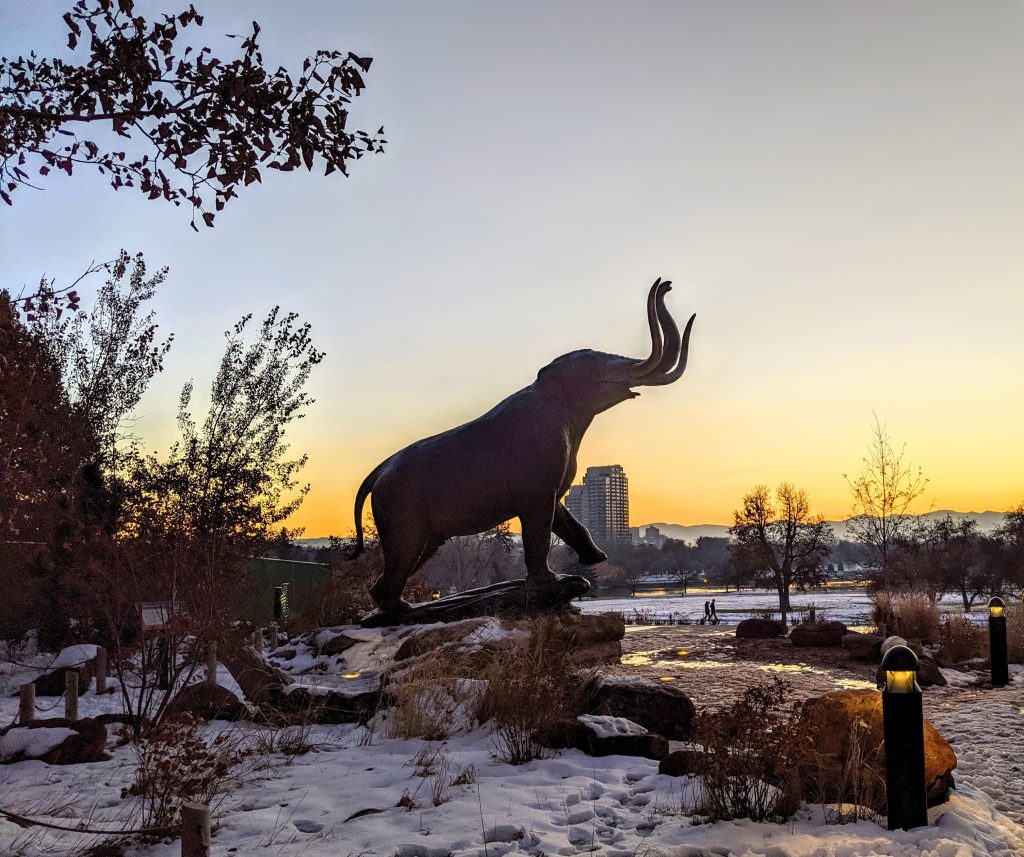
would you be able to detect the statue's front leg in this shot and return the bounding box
[553,502,608,566]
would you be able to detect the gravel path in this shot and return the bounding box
[617,624,1024,823]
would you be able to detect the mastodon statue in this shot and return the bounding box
[350,278,695,625]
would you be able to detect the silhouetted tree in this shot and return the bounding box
[730,483,834,615]
[1,0,384,253]
[844,414,929,588]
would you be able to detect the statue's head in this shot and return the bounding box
[536,279,696,414]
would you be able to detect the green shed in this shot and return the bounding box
[240,557,334,624]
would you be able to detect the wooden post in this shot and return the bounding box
[19,684,35,723]
[808,607,816,624]
[64,670,79,722]
[269,622,279,650]
[94,648,108,695]
[180,802,211,857]
[253,627,263,652]
[206,640,218,686]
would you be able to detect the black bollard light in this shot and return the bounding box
[988,596,1009,688]
[881,644,928,831]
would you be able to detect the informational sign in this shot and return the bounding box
[138,601,182,632]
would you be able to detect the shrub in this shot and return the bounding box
[870,592,940,641]
[478,616,586,765]
[938,616,986,664]
[689,677,805,823]
[123,714,245,833]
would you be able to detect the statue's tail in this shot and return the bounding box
[349,461,386,560]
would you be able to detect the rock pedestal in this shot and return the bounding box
[360,574,591,628]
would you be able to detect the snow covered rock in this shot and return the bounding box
[800,688,956,811]
[30,644,99,696]
[316,631,360,657]
[0,717,107,764]
[394,618,493,661]
[533,714,669,760]
[735,618,787,639]
[789,620,847,647]
[165,681,247,721]
[583,673,695,740]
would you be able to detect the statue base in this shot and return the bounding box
[360,574,592,628]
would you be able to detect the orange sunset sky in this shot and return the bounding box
[2,1,1022,536]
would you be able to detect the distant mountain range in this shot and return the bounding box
[295,510,1008,548]
[643,510,1008,544]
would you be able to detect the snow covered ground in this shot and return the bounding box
[1,627,1022,856]
[579,589,994,627]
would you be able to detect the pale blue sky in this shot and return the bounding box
[2,1,1022,532]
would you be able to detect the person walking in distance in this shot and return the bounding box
[703,600,711,625]
[710,598,718,624]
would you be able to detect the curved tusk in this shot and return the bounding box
[637,312,696,386]
[631,278,671,377]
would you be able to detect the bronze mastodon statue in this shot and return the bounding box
[350,278,695,613]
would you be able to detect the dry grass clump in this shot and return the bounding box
[938,615,987,665]
[689,677,805,823]
[870,592,940,641]
[1006,602,1024,664]
[384,650,484,741]
[478,615,586,765]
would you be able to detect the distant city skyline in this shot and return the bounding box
[3,2,1022,538]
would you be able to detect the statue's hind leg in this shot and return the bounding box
[369,535,441,612]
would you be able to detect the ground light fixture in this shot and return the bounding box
[881,644,928,831]
[988,596,1008,687]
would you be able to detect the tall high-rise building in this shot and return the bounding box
[564,464,632,548]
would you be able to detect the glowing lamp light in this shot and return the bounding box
[431,590,441,601]
[342,672,361,679]
[676,650,688,657]
[989,596,1005,618]
[658,676,675,682]
[881,645,920,694]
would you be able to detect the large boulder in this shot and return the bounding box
[0,717,107,765]
[790,621,848,647]
[799,688,956,811]
[583,674,694,741]
[843,632,884,662]
[736,618,787,639]
[533,715,669,760]
[165,682,247,721]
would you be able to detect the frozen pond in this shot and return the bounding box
[578,588,988,626]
